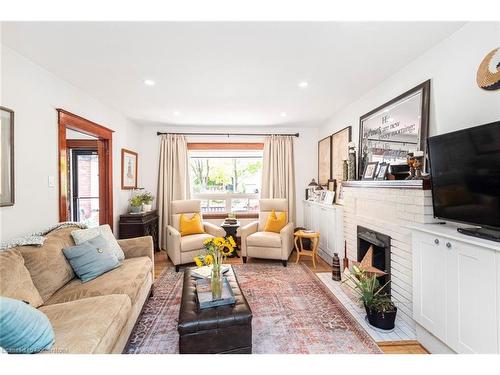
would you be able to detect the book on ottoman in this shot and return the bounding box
[196,277,236,309]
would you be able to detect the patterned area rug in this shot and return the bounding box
[124,263,381,354]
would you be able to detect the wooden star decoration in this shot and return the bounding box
[355,246,387,277]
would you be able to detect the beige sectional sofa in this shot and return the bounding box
[0,226,154,354]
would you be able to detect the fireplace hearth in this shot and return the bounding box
[357,226,391,293]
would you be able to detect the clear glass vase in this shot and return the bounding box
[211,264,223,300]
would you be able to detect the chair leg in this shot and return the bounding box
[242,256,247,263]
[282,260,287,267]
[175,265,180,272]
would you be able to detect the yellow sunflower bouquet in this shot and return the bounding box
[193,236,236,299]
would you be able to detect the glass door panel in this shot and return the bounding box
[70,150,99,227]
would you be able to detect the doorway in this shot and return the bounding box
[58,109,114,229]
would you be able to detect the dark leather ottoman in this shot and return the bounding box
[178,266,253,354]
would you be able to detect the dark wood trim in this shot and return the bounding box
[66,139,98,149]
[57,109,114,230]
[318,135,332,186]
[187,143,264,150]
[121,148,138,190]
[357,79,431,179]
[0,106,15,207]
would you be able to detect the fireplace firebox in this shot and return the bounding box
[357,226,391,293]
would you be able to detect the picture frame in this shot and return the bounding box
[362,161,379,180]
[376,162,390,180]
[327,178,337,192]
[335,182,344,205]
[318,135,332,186]
[323,190,336,205]
[0,106,15,207]
[121,148,138,189]
[358,80,430,179]
[330,126,351,182]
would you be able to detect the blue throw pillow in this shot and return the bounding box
[0,296,55,354]
[63,235,121,283]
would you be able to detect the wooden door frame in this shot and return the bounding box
[58,109,114,229]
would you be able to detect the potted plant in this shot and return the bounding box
[343,265,397,330]
[129,195,143,214]
[140,191,154,212]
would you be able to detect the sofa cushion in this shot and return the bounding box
[16,226,77,302]
[180,233,213,253]
[39,295,131,354]
[246,231,282,248]
[0,296,55,354]
[71,224,125,261]
[45,257,152,306]
[0,250,44,308]
[63,235,121,283]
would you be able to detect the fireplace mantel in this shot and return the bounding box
[342,179,431,190]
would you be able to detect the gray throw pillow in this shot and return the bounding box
[71,224,125,261]
[63,235,121,283]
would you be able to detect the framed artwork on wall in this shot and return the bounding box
[318,135,332,186]
[330,126,351,182]
[121,148,138,189]
[0,106,14,207]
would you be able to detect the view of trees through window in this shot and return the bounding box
[189,150,262,213]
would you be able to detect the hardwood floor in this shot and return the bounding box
[152,250,428,354]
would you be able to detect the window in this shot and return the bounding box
[189,147,263,213]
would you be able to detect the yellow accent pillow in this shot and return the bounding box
[179,213,205,236]
[264,209,287,233]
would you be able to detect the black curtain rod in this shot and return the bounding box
[156,131,299,138]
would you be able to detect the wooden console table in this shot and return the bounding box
[119,210,159,251]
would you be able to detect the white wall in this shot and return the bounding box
[319,22,500,141]
[137,124,318,227]
[0,46,142,240]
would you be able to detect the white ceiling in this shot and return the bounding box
[1,22,465,127]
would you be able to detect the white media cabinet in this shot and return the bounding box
[410,222,500,353]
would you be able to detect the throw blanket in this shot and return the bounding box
[0,222,88,251]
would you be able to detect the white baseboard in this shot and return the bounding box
[415,324,455,354]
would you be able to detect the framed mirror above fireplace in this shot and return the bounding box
[358,80,431,179]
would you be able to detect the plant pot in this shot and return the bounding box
[143,204,152,212]
[364,303,397,330]
[130,205,142,214]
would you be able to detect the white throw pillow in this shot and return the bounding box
[71,224,125,261]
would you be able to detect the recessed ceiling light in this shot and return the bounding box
[173,111,180,116]
[298,81,309,89]
[280,112,287,117]
[143,79,156,86]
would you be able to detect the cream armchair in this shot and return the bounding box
[240,199,294,266]
[166,199,226,272]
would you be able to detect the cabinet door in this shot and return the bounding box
[412,233,447,341]
[319,207,329,250]
[304,202,311,229]
[326,209,337,256]
[446,241,498,353]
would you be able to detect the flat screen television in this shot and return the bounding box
[428,120,500,242]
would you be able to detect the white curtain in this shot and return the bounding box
[261,135,296,223]
[157,134,190,250]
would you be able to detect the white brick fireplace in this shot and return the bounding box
[341,180,434,328]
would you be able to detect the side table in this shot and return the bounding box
[221,220,240,258]
[294,230,320,268]
[119,210,160,251]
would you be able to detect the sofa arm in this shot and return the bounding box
[280,222,295,260]
[240,221,259,256]
[166,225,182,266]
[118,236,154,261]
[204,222,226,237]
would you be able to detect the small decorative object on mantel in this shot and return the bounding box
[327,178,337,192]
[405,152,416,180]
[342,159,349,180]
[347,141,357,181]
[362,161,379,180]
[332,253,341,281]
[376,162,390,180]
[306,178,319,201]
[476,47,500,91]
